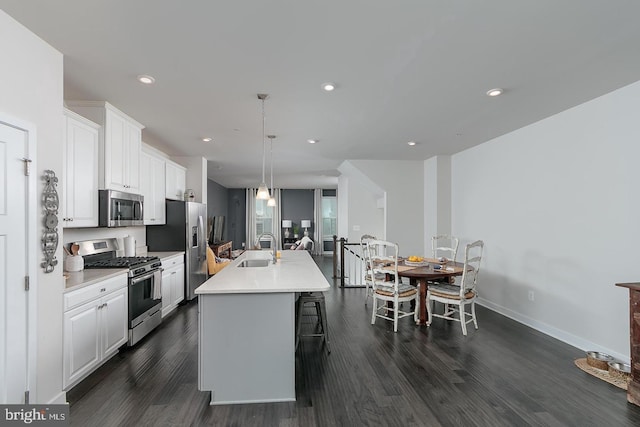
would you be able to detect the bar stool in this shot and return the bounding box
[295,292,330,353]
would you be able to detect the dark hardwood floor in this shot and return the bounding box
[68,256,640,426]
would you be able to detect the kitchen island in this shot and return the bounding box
[195,250,330,405]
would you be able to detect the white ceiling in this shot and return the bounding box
[2,1,640,189]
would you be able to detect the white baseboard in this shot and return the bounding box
[477,298,629,364]
[47,391,67,405]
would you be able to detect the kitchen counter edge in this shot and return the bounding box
[64,268,129,293]
[195,250,330,295]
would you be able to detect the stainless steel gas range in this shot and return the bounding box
[75,238,163,346]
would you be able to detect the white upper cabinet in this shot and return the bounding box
[62,109,100,227]
[66,101,144,194]
[165,160,186,200]
[105,109,142,193]
[140,146,166,225]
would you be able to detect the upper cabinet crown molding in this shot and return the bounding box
[65,101,144,129]
[66,101,144,195]
[142,142,169,159]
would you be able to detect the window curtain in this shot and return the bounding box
[271,188,282,250]
[245,188,257,249]
[313,189,324,255]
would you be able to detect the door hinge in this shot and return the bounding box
[22,158,32,176]
[24,390,29,404]
[25,276,30,291]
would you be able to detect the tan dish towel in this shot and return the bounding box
[153,269,163,300]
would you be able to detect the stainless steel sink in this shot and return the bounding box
[237,259,271,268]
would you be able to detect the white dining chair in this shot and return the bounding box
[367,240,418,332]
[431,235,459,262]
[360,234,377,305]
[426,240,483,335]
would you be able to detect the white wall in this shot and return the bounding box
[0,10,65,403]
[451,79,640,362]
[337,162,384,243]
[348,160,424,255]
[337,175,350,240]
[424,156,452,256]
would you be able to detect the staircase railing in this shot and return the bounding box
[332,235,366,288]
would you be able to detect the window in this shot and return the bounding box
[255,199,273,237]
[321,196,337,241]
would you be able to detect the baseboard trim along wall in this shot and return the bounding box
[477,299,628,364]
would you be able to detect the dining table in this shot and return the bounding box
[387,258,465,325]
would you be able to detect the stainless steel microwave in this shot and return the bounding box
[99,190,144,227]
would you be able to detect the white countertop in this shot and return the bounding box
[64,268,128,292]
[195,250,330,294]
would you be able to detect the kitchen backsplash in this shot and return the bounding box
[63,226,147,256]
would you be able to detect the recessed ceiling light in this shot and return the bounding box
[322,83,335,92]
[307,139,318,144]
[137,75,155,84]
[486,88,503,97]
[407,141,417,146]
[202,137,212,142]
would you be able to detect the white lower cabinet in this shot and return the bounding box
[63,274,128,390]
[161,254,185,317]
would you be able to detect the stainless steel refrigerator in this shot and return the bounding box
[146,200,208,300]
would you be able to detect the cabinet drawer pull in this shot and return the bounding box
[100,288,106,292]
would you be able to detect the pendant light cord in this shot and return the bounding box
[270,136,274,195]
[261,97,266,184]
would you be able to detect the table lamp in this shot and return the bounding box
[282,220,292,238]
[301,220,311,237]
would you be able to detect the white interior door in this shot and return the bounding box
[0,121,29,403]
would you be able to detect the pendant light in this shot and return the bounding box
[256,93,270,200]
[267,135,276,207]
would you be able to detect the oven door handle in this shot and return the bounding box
[130,269,162,284]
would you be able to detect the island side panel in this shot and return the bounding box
[199,292,295,404]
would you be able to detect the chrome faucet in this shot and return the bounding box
[255,232,277,264]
